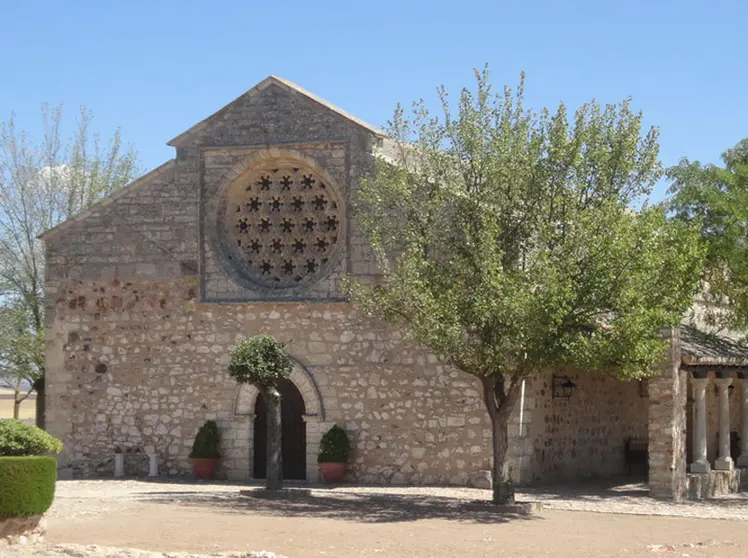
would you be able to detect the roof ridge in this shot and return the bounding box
[167,76,385,147]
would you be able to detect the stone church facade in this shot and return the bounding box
[43,76,720,498]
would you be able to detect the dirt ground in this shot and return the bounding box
[33,480,748,557]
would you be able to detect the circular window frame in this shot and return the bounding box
[214,155,346,293]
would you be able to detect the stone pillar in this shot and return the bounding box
[738,374,748,468]
[148,452,158,477]
[114,452,124,477]
[689,377,710,473]
[715,376,734,471]
[648,327,688,500]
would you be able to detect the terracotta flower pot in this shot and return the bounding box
[319,462,346,483]
[191,458,218,479]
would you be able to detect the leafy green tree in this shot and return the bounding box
[0,105,137,427]
[228,335,293,490]
[350,69,704,504]
[668,139,748,331]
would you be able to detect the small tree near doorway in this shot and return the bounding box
[229,335,293,490]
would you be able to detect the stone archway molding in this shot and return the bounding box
[233,357,325,421]
[214,148,342,205]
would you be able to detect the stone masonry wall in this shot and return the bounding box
[46,276,494,484]
[521,370,647,483]
[46,273,645,485]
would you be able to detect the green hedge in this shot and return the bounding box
[0,420,63,456]
[0,456,57,517]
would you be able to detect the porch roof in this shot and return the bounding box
[680,324,748,369]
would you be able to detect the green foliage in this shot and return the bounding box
[318,425,351,463]
[189,420,220,459]
[0,456,57,517]
[351,68,705,503]
[352,68,703,385]
[668,139,748,331]
[228,335,293,387]
[0,420,63,456]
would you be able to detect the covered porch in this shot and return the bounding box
[648,325,748,500]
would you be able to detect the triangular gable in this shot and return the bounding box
[167,75,385,147]
[38,159,176,241]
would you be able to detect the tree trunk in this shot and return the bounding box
[490,411,514,504]
[13,397,21,419]
[482,374,520,505]
[264,385,283,491]
[33,377,45,430]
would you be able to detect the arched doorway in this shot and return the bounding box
[253,378,307,480]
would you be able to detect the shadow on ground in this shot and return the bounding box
[132,489,540,525]
[522,478,650,500]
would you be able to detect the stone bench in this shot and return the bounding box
[624,438,648,476]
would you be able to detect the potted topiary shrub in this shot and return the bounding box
[318,425,350,483]
[0,419,63,531]
[189,420,220,479]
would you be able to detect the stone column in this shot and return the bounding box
[715,376,734,470]
[738,374,748,468]
[114,452,124,477]
[689,377,710,474]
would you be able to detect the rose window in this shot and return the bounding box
[224,164,342,288]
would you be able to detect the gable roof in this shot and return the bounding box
[167,75,386,147]
[38,159,176,241]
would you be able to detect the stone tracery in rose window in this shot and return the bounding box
[225,164,342,288]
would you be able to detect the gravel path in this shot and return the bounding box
[2,544,284,558]
[3,545,286,557]
[10,479,748,557]
[48,479,748,522]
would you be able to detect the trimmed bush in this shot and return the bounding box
[0,420,63,456]
[318,425,351,463]
[228,335,293,387]
[0,456,57,517]
[189,420,221,459]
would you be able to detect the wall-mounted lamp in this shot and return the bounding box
[552,375,577,399]
[638,378,649,398]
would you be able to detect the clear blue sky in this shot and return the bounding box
[1,0,746,201]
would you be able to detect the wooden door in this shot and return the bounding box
[253,378,307,480]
